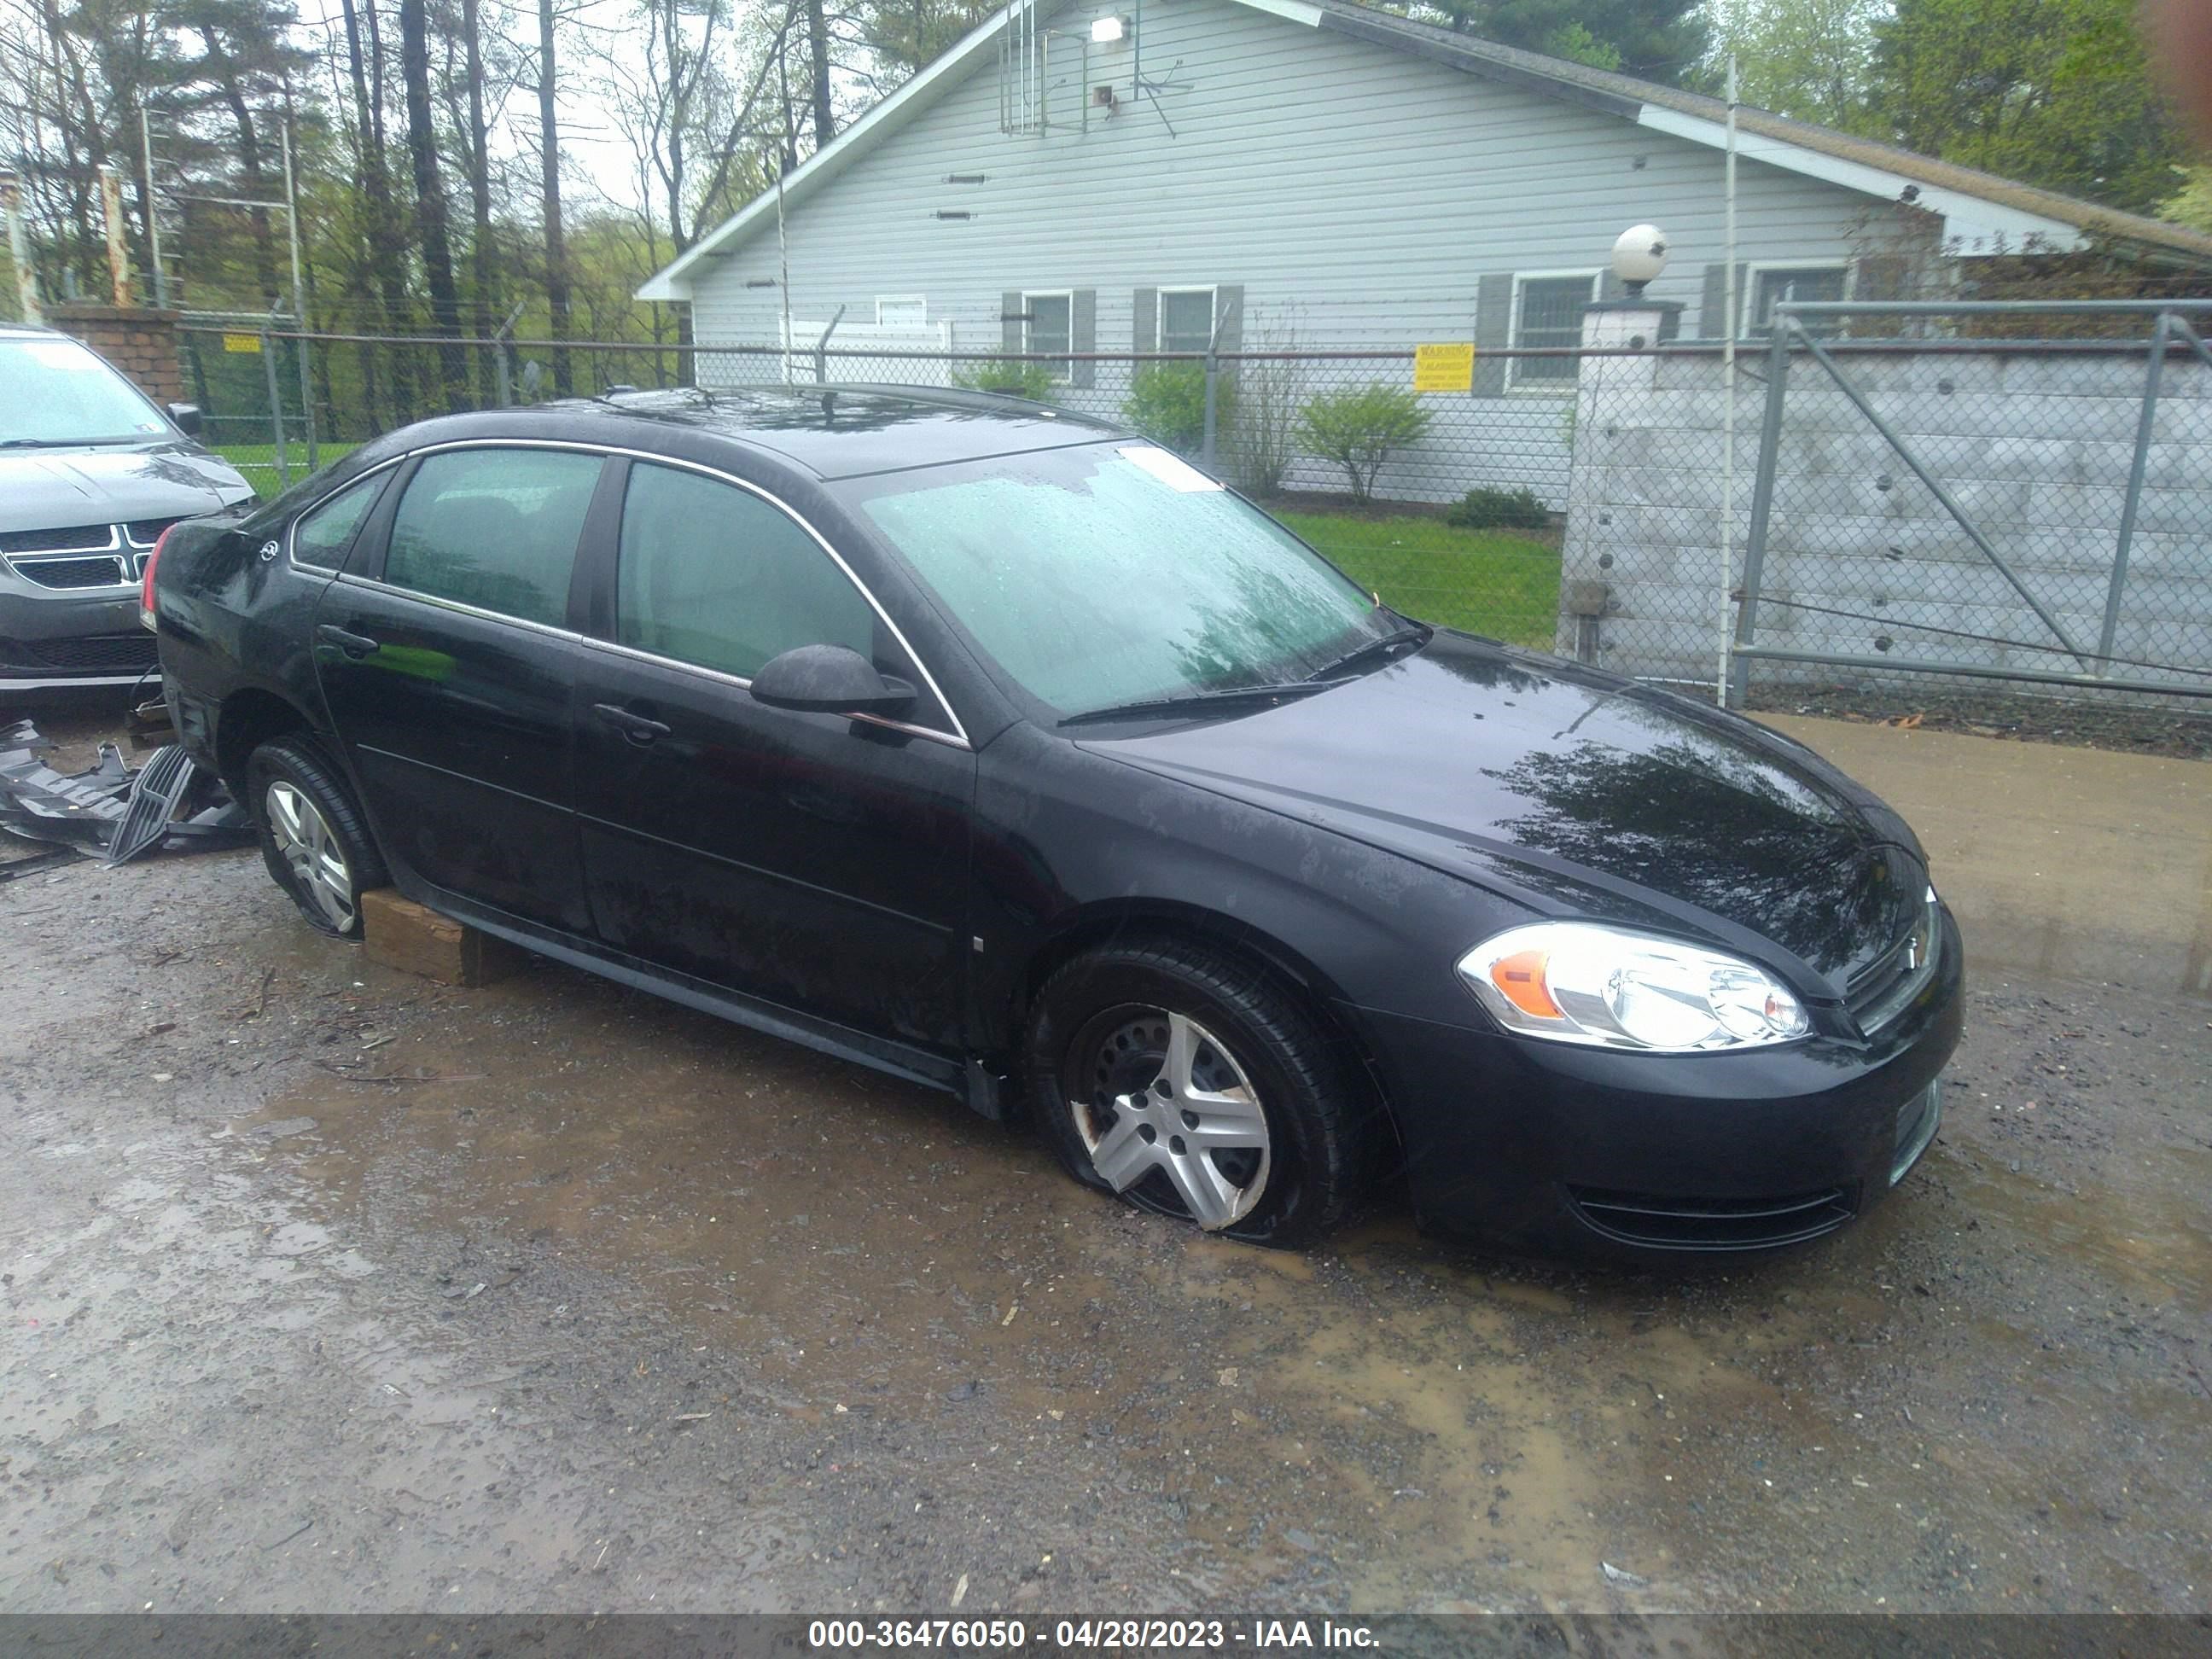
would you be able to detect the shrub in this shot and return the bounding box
[1295,384,1431,504]
[1446,485,1551,531]
[1121,363,1233,457]
[1225,313,1307,496]
[951,358,1057,400]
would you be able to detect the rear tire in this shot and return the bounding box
[1024,938,1377,1247]
[247,737,387,940]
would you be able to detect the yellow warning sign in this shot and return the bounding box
[1412,341,1474,393]
[222,333,262,353]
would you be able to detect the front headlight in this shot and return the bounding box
[1457,923,1810,1052]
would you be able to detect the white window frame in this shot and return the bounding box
[1507,270,1600,391]
[1156,285,1220,355]
[1743,261,1854,335]
[874,294,928,328]
[1022,288,1074,381]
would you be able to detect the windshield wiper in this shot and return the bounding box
[0,436,143,449]
[1059,679,1344,728]
[1304,622,1432,683]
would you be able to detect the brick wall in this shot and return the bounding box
[44,304,184,407]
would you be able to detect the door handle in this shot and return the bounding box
[592,702,672,744]
[316,623,381,658]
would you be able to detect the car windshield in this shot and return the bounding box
[843,443,1392,720]
[0,335,171,446]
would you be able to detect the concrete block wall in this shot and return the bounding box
[44,304,185,406]
[1557,314,2212,696]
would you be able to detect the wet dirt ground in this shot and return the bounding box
[3,699,2209,1615]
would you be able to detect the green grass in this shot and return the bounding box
[213,442,362,498]
[1272,510,1563,648]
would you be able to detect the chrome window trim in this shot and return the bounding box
[288,456,409,577]
[341,436,970,748]
[333,570,970,752]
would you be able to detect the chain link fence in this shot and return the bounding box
[173,312,2212,725]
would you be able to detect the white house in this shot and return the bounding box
[639,0,2212,502]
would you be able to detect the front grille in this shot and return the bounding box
[1848,893,1941,1037]
[1,632,159,672]
[0,523,116,556]
[1568,1183,1857,1250]
[10,555,131,589]
[125,517,180,547]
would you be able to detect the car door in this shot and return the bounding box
[315,443,610,933]
[571,457,974,1052]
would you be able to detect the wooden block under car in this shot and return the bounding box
[360,888,525,987]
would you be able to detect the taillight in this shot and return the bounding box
[139,526,171,632]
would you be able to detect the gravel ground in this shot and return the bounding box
[3,839,2208,1618]
[2,695,2209,1619]
[1746,683,2212,761]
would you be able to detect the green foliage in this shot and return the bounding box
[1692,0,1887,129]
[1295,384,1432,504]
[2163,165,2212,233]
[1866,0,2185,215]
[1447,486,1552,531]
[1402,0,1706,81]
[1121,363,1231,457]
[1541,22,1622,69]
[951,358,1059,399]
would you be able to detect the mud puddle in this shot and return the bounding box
[231,950,2212,1612]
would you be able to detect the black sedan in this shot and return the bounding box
[146,388,1960,1259]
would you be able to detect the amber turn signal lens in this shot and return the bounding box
[1488,948,1562,1019]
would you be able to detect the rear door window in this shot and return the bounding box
[383,448,602,627]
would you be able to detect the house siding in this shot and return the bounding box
[684,0,1920,502]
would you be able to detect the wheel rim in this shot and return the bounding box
[1071,1008,1272,1231]
[264,780,356,931]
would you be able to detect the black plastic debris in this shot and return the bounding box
[105,743,197,866]
[0,718,254,864]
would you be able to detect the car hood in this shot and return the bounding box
[1074,632,1928,992]
[0,444,253,533]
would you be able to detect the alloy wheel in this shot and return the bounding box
[1072,1008,1272,1230]
[264,779,357,932]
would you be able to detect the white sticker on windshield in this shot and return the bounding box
[25,341,91,370]
[1117,445,1222,492]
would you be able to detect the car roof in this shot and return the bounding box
[378,386,1126,481]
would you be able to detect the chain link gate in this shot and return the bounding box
[1728,300,2212,707]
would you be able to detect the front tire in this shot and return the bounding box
[247,737,387,939]
[1025,938,1377,1247]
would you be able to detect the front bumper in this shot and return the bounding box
[0,583,155,689]
[1353,907,1965,1261]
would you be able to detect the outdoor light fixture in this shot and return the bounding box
[1610,224,1670,297]
[1091,15,1127,43]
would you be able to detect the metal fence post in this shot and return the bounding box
[1727,320,1791,706]
[297,323,317,472]
[814,305,847,385]
[261,317,289,492]
[2102,309,2169,671]
[1201,309,1222,469]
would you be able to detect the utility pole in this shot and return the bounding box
[99,166,133,305]
[142,108,168,306]
[1,172,39,323]
[282,117,317,467]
